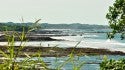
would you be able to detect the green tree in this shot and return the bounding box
[106,0,125,39]
[100,0,125,70]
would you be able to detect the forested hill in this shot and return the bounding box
[42,23,109,29]
[0,22,109,31]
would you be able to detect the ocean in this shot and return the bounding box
[0,33,125,52]
[0,32,125,70]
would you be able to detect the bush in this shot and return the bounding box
[100,58,125,70]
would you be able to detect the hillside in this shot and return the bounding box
[0,22,109,31]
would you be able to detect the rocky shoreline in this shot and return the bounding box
[0,35,60,41]
[0,46,125,57]
[0,33,125,57]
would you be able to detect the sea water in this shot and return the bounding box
[16,55,125,70]
[0,33,125,70]
[0,33,125,51]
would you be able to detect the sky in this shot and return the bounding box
[0,0,115,25]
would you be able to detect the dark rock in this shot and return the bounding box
[0,35,58,41]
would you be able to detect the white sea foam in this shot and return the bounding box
[0,34,125,52]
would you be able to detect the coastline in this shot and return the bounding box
[0,46,125,57]
[0,32,125,57]
[0,35,60,41]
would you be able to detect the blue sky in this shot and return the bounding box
[0,0,114,25]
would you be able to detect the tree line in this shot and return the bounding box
[0,22,109,31]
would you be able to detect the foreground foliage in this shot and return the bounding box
[0,19,49,70]
[100,58,125,70]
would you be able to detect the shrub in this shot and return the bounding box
[100,58,125,70]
